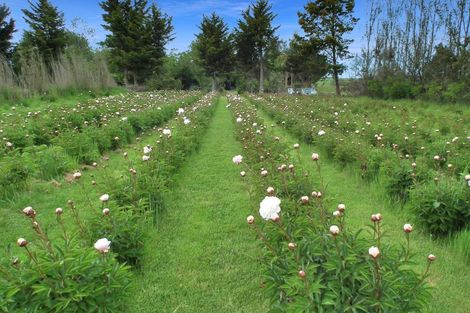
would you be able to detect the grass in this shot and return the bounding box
[128,97,267,312]
[0,87,126,113]
[256,107,470,313]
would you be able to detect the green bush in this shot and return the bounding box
[23,145,76,180]
[383,162,415,202]
[0,210,132,312]
[410,177,470,236]
[53,131,101,164]
[0,155,33,198]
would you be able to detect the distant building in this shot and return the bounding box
[284,72,317,96]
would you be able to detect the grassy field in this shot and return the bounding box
[0,91,468,312]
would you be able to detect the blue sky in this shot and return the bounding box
[3,0,368,54]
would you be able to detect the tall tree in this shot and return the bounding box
[285,35,328,87]
[194,13,233,91]
[22,0,67,64]
[0,4,15,59]
[298,0,358,95]
[234,0,279,93]
[146,3,174,76]
[100,0,173,84]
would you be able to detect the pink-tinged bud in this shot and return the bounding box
[371,213,382,222]
[433,155,440,161]
[91,180,97,185]
[369,246,380,258]
[271,213,280,222]
[333,210,341,217]
[465,174,470,181]
[311,191,318,197]
[403,223,413,233]
[316,192,322,198]
[411,162,417,168]
[298,270,306,278]
[73,172,82,180]
[123,152,128,158]
[337,203,345,213]
[22,206,36,218]
[311,153,320,161]
[329,225,340,235]
[103,208,110,216]
[266,187,275,195]
[260,170,268,177]
[288,164,294,170]
[288,242,296,250]
[17,238,28,247]
[428,254,436,262]
[246,215,254,224]
[55,208,63,215]
[301,196,309,204]
[240,171,246,177]
[293,143,300,149]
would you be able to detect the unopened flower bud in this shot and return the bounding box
[246,215,254,224]
[17,238,28,247]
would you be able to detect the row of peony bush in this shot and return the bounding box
[0,92,201,200]
[0,94,217,312]
[227,93,434,312]
[249,95,470,237]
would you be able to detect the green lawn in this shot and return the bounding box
[256,106,470,313]
[128,97,267,312]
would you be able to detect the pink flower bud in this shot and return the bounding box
[266,186,275,195]
[298,270,306,278]
[403,223,413,233]
[371,213,382,222]
[246,215,254,224]
[337,203,345,213]
[240,171,246,177]
[293,143,300,149]
[55,208,63,215]
[301,196,309,204]
[311,153,320,161]
[103,208,110,216]
[73,172,82,180]
[22,206,36,218]
[428,254,436,262]
[17,238,28,247]
[288,242,296,250]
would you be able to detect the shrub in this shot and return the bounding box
[0,208,132,312]
[383,162,415,203]
[0,154,33,198]
[23,145,76,180]
[87,206,145,267]
[52,131,100,164]
[410,177,469,237]
[366,79,384,98]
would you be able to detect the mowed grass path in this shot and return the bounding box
[257,107,470,313]
[130,97,267,313]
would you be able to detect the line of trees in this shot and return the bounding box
[354,0,470,102]
[0,0,115,102]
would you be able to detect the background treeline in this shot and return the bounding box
[354,0,470,102]
[0,1,115,102]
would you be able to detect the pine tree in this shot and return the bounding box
[298,0,358,95]
[147,3,174,74]
[22,0,67,64]
[194,13,233,91]
[234,0,279,93]
[0,4,15,59]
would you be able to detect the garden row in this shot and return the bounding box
[227,94,433,313]
[0,93,218,312]
[249,95,470,238]
[0,91,201,199]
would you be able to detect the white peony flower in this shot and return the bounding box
[232,155,243,165]
[318,130,326,136]
[99,194,109,202]
[142,155,150,161]
[183,118,191,125]
[259,196,281,221]
[94,238,111,253]
[177,108,185,115]
[329,225,340,235]
[143,145,152,154]
[236,117,243,123]
[163,128,171,136]
[403,223,413,233]
[369,246,380,258]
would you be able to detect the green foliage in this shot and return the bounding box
[410,178,470,237]
[194,13,234,90]
[0,4,15,59]
[23,145,76,180]
[100,0,174,84]
[0,217,132,312]
[22,0,67,64]
[298,0,358,95]
[88,207,145,267]
[451,228,470,262]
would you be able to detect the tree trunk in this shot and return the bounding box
[211,74,216,92]
[332,47,341,96]
[259,57,264,93]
